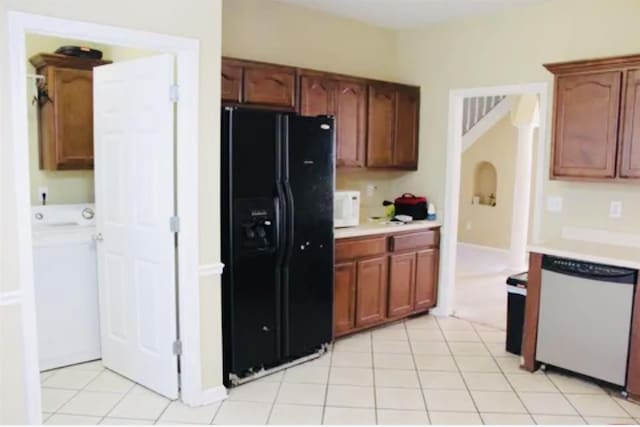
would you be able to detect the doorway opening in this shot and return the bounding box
[436,84,547,331]
[7,12,202,424]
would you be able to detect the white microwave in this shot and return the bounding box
[334,191,360,228]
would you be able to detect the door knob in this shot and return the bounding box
[93,233,104,242]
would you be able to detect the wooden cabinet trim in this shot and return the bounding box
[335,236,387,261]
[334,261,357,337]
[626,273,640,396]
[389,231,439,252]
[388,252,416,318]
[620,69,640,179]
[355,255,389,327]
[522,253,543,372]
[544,54,640,75]
[549,71,622,180]
[414,248,439,311]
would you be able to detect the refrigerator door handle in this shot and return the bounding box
[274,185,286,266]
[283,181,295,263]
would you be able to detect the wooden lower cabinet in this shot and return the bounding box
[414,248,439,311]
[334,228,440,337]
[388,252,416,318]
[355,256,388,327]
[334,261,357,335]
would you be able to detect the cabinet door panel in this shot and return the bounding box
[355,256,388,327]
[300,75,334,117]
[221,63,243,103]
[552,72,622,179]
[334,261,357,336]
[388,253,416,318]
[49,67,94,170]
[335,80,367,167]
[367,84,396,167]
[394,86,420,169]
[244,66,296,108]
[620,69,640,179]
[414,249,438,311]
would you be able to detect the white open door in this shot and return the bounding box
[93,54,179,399]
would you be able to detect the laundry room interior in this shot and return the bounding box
[27,33,181,408]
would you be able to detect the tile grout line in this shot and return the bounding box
[470,321,536,424]
[370,330,378,424]
[320,342,335,425]
[264,364,287,425]
[403,318,432,424]
[435,317,484,424]
[41,364,104,419]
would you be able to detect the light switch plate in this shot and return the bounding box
[610,201,622,218]
[546,196,563,213]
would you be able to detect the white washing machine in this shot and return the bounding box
[32,204,101,371]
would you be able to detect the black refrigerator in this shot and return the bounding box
[221,107,335,386]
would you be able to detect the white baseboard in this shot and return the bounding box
[192,385,227,406]
[457,242,511,255]
[199,262,225,277]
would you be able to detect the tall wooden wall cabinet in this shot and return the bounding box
[30,53,111,170]
[545,54,640,181]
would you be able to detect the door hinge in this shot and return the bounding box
[170,216,180,233]
[172,340,182,356]
[170,84,180,103]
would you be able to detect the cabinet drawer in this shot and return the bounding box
[336,237,387,261]
[389,230,439,252]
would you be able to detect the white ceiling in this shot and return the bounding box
[275,0,544,30]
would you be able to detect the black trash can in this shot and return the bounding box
[506,272,528,355]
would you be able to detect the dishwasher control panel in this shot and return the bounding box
[542,255,637,284]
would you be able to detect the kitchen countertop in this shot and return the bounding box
[334,220,441,240]
[528,239,640,271]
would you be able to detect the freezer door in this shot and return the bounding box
[283,115,335,359]
[221,108,283,380]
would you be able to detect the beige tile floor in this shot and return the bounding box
[40,315,640,425]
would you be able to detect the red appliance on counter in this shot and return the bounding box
[394,193,428,220]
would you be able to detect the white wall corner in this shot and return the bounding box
[462,96,514,153]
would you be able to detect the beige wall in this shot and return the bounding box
[26,35,106,205]
[395,0,640,242]
[0,0,223,422]
[222,0,397,81]
[458,116,517,249]
[222,0,413,218]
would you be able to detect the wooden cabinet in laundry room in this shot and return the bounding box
[30,53,111,170]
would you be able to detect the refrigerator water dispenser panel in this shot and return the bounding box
[235,198,276,253]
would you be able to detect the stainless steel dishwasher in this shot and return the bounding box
[536,255,637,387]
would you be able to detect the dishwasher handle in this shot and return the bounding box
[542,255,638,285]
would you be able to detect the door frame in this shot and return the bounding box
[7,11,206,423]
[434,82,548,317]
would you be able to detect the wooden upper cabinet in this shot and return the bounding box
[30,53,110,171]
[221,63,243,103]
[367,83,397,168]
[300,75,334,116]
[355,256,388,327]
[552,71,621,179]
[243,64,296,109]
[414,248,439,311]
[394,86,420,169]
[335,80,367,167]
[388,252,416,318]
[620,69,640,179]
[334,261,357,337]
[545,54,640,182]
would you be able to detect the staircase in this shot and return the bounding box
[463,95,506,135]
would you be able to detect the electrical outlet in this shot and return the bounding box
[466,221,472,231]
[546,196,563,213]
[610,201,622,219]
